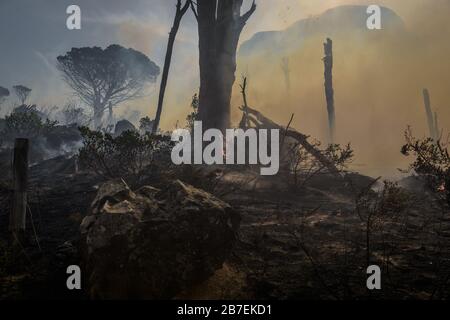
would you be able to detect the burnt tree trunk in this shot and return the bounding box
[153,0,190,134]
[423,89,437,140]
[108,103,114,126]
[323,38,335,144]
[10,138,29,240]
[93,99,105,129]
[196,0,256,132]
[281,57,290,93]
[434,112,440,140]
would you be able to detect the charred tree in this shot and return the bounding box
[281,57,291,93]
[237,79,340,175]
[434,112,440,140]
[323,38,335,144]
[153,0,191,134]
[194,0,257,132]
[238,77,250,129]
[239,104,341,176]
[422,89,438,140]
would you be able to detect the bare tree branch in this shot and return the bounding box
[190,0,198,21]
[240,0,256,25]
[152,0,191,133]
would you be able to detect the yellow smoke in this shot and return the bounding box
[115,0,450,178]
[232,0,450,177]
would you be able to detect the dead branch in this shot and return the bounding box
[239,105,341,177]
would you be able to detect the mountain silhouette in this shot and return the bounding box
[240,5,406,56]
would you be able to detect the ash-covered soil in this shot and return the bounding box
[1,156,449,300]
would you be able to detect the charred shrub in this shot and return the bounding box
[0,106,60,163]
[78,126,173,182]
[1,105,57,141]
[401,128,450,206]
[61,103,89,126]
[139,116,155,134]
[352,179,411,267]
[286,141,353,189]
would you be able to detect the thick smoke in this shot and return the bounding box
[2,0,448,178]
[114,0,450,178]
[232,0,450,178]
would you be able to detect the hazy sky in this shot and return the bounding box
[0,0,449,177]
[0,0,434,106]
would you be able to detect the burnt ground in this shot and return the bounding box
[179,172,450,300]
[1,156,450,300]
[0,157,103,299]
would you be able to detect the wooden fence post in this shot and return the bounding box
[9,138,29,239]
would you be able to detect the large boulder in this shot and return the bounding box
[80,179,240,299]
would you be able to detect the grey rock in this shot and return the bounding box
[80,179,240,299]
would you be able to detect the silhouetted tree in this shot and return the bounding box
[57,45,160,128]
[192,0,257,132]
[13,85,31,105]
[0,86,9,106]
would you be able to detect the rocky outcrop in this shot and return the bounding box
[114,119,137,137]
[80,179,240,299]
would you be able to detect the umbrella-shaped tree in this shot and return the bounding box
[13,85,31,105]
[57,45,160,128]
